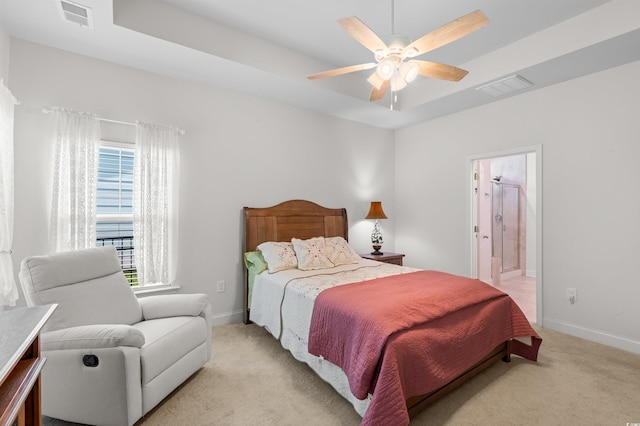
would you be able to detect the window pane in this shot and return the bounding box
[96,146,137,285]
[96,221,138,286]
[97,147,134,215]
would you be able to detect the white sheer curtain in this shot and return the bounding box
[50,108,100,253]
[134,122,180,285]
[0,80,19,307]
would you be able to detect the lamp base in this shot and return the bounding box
[371,245,383,255]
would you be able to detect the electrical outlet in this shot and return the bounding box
[566,288,577,304]
[216,280,225,293]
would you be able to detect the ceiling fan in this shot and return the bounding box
[307,6,489,102]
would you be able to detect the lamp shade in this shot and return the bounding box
[365,201,388,220]
[376,59,395,80]
[399,61,419,83]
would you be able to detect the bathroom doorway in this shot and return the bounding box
[469,146,542,324]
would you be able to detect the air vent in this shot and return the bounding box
[476,75,533,97]
[56,0,93,29]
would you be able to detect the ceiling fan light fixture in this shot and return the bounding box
[376,59,395,80]
[399,61,419,83]
[390,73,407,92]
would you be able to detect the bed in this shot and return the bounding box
[243,200,541,425]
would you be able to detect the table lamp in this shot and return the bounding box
[365,201,388,255]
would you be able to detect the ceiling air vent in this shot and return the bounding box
[476,75,533,98]
[56,0,94,29]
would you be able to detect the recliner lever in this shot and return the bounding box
[82,354,99,367]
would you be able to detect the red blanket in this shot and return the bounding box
[308,270,541,426]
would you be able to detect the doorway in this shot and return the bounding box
[469,146,542,325]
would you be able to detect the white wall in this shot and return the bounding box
[396,60,640,354]
[0,22,9,313]
[0,20,9,81]
[8,39,395,324]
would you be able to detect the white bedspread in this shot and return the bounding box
[250,258,420,416]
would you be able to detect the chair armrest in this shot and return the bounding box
[139,293,209,320]
[42,324,145,351]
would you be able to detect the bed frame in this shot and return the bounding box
[242,199,510,419]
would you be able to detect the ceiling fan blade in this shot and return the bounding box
[307,63,376,80]
[367,71,385,90]
[338,16,388,53]
[369,79,390,101]
[415,60,469,82]
[404,10,488,58]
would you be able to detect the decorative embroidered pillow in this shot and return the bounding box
[257,242,298,273]
[324,236,361,266]
[291,237,334,271]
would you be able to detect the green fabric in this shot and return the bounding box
[244,251,268,307]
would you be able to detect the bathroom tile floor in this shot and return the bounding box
[483,275,537,323]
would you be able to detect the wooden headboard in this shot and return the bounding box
[243,200,349,323]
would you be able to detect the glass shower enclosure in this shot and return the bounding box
[492,182,520,273]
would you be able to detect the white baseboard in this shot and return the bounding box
[544,319,640,355]
[210,309,244,327]
[526,269,536,278]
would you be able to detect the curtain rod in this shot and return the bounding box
[42,107,185,135]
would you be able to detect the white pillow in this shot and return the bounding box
[291,237,334,271]
[257,241,298,273]
[324,236,361,266]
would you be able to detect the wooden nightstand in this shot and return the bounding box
[360,252,405,266]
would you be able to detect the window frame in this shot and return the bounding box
[95,134,178,294]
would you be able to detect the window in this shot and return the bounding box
[50,115,178,287]
[96,145,138,285]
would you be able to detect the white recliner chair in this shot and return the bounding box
[18,246,212,426]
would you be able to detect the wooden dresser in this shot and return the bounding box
[0,304,56,426]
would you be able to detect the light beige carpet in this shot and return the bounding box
[45,323,640,425]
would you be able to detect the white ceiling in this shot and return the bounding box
[1,0,640,129]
